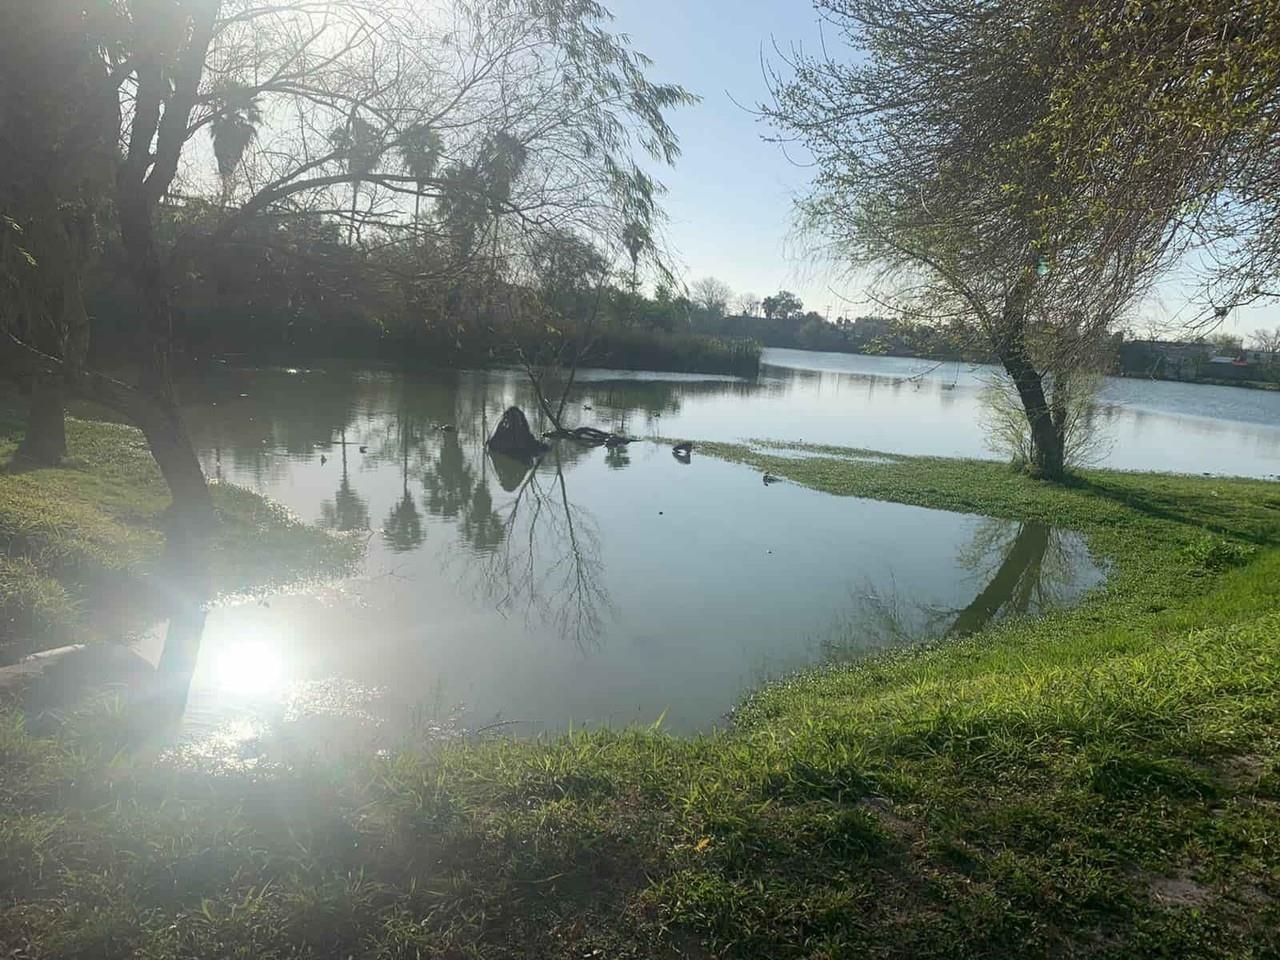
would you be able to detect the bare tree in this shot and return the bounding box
[765,0,1177,479]
[734,291,761,317]
[691,276,733,317]
[1250,327,1280,362]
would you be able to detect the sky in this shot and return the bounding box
[608,0,1279,339]
[608,0,843,315]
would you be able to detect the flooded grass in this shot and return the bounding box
[2,421,1279,956]
[0,413,362,660]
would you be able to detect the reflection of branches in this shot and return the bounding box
[472,449,613,652]
[604,444,631,470]
[952,519,1087,626]
[320,435,369,532]
[383,415,426,551]
[819,520,1088,660]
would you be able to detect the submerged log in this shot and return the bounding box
[488,406,549,460]
[542,425,633,447]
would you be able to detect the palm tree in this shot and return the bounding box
[329,112,380,246]
[209,89,262,202]
[621,220,650,321]
[622,221,649,291]
[398,123,443,243]
[481,132,527,204]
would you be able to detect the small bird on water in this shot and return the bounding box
[320,454,327,465]
[763,473,781,485]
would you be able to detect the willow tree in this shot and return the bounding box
[1026,1,1280,324]
[7,0,691,550]
[766,0,1177,479]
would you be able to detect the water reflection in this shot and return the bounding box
[948,521,1067,637]
[152,364,1114,746]
[382,415,426,552]
[813,519,1092,661]
[469,449,612,652]
[320,432,371,533]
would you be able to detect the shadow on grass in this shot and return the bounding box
[1066,474,1279,546]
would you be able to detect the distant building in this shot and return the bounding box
[1119,339,1210,379]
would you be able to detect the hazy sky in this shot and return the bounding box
[609,0,1278,338]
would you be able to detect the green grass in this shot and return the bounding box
[2,435,1279,957]
[0,405,362,659]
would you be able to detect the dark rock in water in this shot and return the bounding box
[488,406,548,461]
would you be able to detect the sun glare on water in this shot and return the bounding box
[210,635,287,697]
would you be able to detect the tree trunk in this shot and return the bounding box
[117,174,217,552]
[1001,350,1065,479]
[134,386,216,558]
[996,325,1066,480]
[14,376,67,466]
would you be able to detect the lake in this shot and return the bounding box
[142,349,1278,757]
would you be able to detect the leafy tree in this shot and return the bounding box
[766,0,1175,479]
[1024,1,1280,322]
[329,113,382,246]
[762,290,803,321]
[398,123,443,240]
[209,85,262,198]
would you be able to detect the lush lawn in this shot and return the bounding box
[1,428,1278,958]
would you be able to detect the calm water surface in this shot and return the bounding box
[655,349,1280,477]
[141,349,1278,755]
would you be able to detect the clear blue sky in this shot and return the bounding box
[610,0,846,314]
[610,0,1278,338]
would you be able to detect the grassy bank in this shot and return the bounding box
[0,401,361,660]
[2,433,1278,957]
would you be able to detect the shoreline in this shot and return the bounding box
[1,418,1278,957]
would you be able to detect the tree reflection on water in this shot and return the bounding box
[468,449,613,652]
[319,431,370,533]
[821,519,1090,660]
